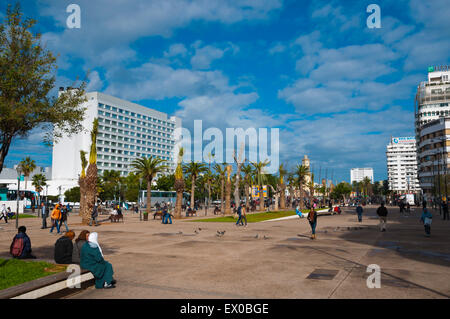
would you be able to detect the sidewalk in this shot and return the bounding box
[0,206,449,299]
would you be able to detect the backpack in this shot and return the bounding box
[10,236,24,257]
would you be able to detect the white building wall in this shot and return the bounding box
[350,168,374,184]
[386,137,420,192]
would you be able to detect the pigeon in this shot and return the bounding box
[263,235,269,240]
[178,231,183,235]
[254,234,259,239]
[194,230,199,234]
[198,228,202,231]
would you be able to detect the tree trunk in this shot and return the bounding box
[259,185,264,211]
[146,179,152,214]
[191,175,196,209]
[245,184,250,211]
[225,179,231,215]
[280,183,286,209]
[220,178,224,214]
[78,177,86,217]
[174,178,184,219]
[84,164,97,225]
[299,183,304,210]
[0,134,13,174]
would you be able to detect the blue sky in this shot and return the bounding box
[2,0,450,183]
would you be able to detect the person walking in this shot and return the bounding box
[420,205,433,237]
[89,204,99,226]
[239,204,247,226]
[54,231,75,264]
[49,204,62,234]
[356,204,363,222]
[442,200,449,220]
[59,205,70,232]
[40,202,47,229]
[235,204,243,226]
[0,204,8,224]
[80,232,116,289]
[376,202,388,232]
[307,208,318,239]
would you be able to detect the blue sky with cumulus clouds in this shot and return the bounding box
[2,0,450,183]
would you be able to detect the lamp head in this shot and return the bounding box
[16,166,22,177]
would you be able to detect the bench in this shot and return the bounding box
[186,211,197,217]
[0,267,94,299]
[153,211,163,219]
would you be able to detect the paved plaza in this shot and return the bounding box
[0,206,449,299]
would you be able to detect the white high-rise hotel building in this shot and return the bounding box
[350,168,373,184]
[386,137,420,192]
[52,90,182,189]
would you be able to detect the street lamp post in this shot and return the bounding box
[15,167,22,229]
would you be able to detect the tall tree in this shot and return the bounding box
[225,165,233,215]
[214,163,226,214]
[31,173,46,205]
[18,156,36,189]
[184,161,207,209]
[0,3,87,173]
[131,156,168,214]
[294,164,309,210]
[278,164,287,209]
[78,150,88,217]
[251,160,270,211]
[241,164,253,211]
[83,118,99,225]
[174,148,184,219]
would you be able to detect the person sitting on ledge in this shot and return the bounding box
[72,230,90,264]
[80,232,116,289]
[54,230,75,264]
[10,226,36,259]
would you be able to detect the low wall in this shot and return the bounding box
[1,201,25,214]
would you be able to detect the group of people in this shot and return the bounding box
[235,204,247,226]
[53,230,116,288]
[9,227,116,289]
[47,203,70,234]
[0,204,14,223]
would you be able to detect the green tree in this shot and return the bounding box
[19,156,36,189]
[155,174,175,191]
[251,160,270,211]
[0,3,87,173]
[294,164,309,209]
[31,173,46,205]
[331,182,352,202]
[184,161,207,208]
[64,187,81,203]
[131,156,168,214]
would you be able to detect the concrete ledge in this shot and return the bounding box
[0,268,94,299]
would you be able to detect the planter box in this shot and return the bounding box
[143,214,149,221]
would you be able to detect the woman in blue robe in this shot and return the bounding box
[80,232,116,289]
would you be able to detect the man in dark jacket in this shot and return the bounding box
[11,226,36,259]
[356,204,363,222]
[89,204,99,226]
[54,231,75,264]
[376,202,388,232]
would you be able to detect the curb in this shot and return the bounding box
[0,269,94,299]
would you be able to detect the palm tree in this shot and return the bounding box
[184,161,207,210]
[241,164,253,211]
[278,164,287,209]
[84,118,99,225]
[294,164,309,209]
[362,177,372,197]
[214,163,226,213]
[79,150,88,217]
[19,156,36,189]
[131,156,168,214]
[174,148,184,219]
[225,165,233,214]
[31,173,47,206]
[251,160,270,211]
